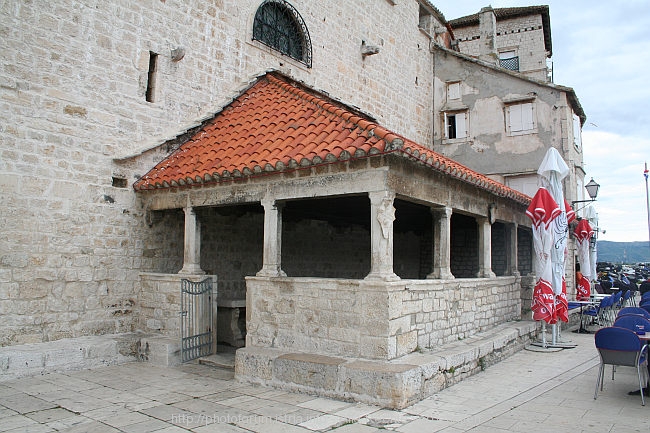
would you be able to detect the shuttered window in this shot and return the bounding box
[444,112,467,140]
[507,102,535,135]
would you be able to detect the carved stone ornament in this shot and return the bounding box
[377,197,396,239]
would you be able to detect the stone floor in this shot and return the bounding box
[1,330,649,432]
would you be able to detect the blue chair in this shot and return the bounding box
[583,296,610,327]
[641,304,650,315]
[612,290,622,309]
[594,327,648,405]
[618,307,650,320]
[640,292,650,305]
[613,315,650,333]
[622,290,631,307]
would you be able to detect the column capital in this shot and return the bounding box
[431,206,453,219]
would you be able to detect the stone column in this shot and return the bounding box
[365,191,399,281]
[428,207,454,279]
[506,223,520,276]
[257,197,286,277]
[477,217,496,278]
[179,206,204,274]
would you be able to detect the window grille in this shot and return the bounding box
[253,0,312,67]
[499,56,519,72]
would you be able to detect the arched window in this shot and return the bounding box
[252,0,312,67]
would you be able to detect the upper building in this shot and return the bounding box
[449,6,553,82]
[438,6,587,207]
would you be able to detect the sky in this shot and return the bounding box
[441,1,650,244]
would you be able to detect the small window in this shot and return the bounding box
[112,177,128,188]
[418,4,433,34]
[146,51,158,103]
[252,0,312,67]
[499,50,519,72]
[506,102,536,135]
[444,112,467,140]
[447,82,460,100]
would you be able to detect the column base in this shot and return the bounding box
[477,270,496,278]
[256,266,287,277]
[178,265,205,275]
[364,272,400,281]
[427,269,455,279]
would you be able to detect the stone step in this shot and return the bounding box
[198,352,236,369]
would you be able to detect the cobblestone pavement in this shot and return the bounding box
[1,331,648,432]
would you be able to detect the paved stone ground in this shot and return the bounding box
[1,331,648,432]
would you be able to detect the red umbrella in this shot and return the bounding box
[526,187,562,324]
[574,219,594,300]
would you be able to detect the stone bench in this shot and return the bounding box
[235,320,539,409]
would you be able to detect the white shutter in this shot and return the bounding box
[521,103,534,130]
[456,112,467,138]
[447,82,460,100]
[509,104,523,132]
[444,114,449,138]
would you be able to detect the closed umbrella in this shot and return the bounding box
[574,219,594,300]
[526,187,561,325]
[535,148,572,346]
[584,205,598,282]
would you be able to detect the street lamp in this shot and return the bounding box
[571,178,600,214]
[572,178,600,211]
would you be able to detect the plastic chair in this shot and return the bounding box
[641,304,650,315]
[594,327,648,405]
[618,307,650,320]
[613,315,650,333]
[622,290,631,307]
[612,290,622,310]
[583,296,610,327]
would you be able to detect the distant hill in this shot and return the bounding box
[596,241,650,263]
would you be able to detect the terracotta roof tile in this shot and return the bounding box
[134,72,530,205]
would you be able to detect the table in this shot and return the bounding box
[572,300,596,334]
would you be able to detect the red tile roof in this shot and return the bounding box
[133,72,530,205]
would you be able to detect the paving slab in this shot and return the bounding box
[2,328,649,432]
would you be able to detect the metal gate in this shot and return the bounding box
[180,277,214,362]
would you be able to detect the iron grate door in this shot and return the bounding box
[180,277,214,362]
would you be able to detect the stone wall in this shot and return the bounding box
[245,276,522,361]
[453,13,548,80]
[0,0,440,346]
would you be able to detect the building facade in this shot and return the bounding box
[1,1,589,402]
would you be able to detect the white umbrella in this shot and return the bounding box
[584,205,598,281]
[537,148,569,297]
[535,148,572,346]
[527,188,561,325]
[574,219,594,300]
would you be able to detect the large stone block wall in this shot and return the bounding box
[138,272,217,336]
[0,0,440,346]
[400,277,521,351]
[245,276,522,361]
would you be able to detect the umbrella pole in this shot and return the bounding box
[552,323,557,346]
